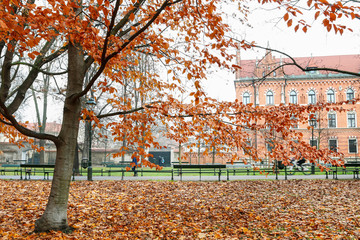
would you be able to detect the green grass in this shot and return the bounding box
[0,166,357,178]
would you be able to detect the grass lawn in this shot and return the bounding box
[0,166,356,178]
[0,179,359,239]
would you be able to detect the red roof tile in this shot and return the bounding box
[236,53,360,79]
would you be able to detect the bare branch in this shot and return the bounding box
[10,62,68,75]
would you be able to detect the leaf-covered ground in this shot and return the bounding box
[0,180,359,239]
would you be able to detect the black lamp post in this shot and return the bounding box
[86,98,96,181]
[104,138,108,163]
[310,118,316,174]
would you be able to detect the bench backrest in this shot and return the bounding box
[106,164,129,168]
[1,164,20,168]
[344,163,360,167]
[20,164,55,168]
[173,164,226,169]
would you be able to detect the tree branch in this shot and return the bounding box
[253,44,360,77]
[10,62,68,75]
[74,0,172,100]
[0,102,59,143]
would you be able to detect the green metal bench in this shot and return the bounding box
[20,164,55,180]
[0,164,21,175]
[173,164,227,181]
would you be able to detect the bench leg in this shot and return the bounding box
[25,171,31,180]
[333,170,338,180]
[44,172,50,180]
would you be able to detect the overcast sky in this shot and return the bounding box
[204,2,360,101]
[26,2,360,122]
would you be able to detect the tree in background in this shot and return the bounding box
[0,0,359,233]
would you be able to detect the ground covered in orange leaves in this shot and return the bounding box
[0,179,359,239]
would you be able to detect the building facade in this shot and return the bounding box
[234,51,360,162]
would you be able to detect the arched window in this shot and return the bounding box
[347,89,354,101]
[289,91,297,104]
[266,91,274,105]
[243,92,250,105]
[308,90,316,104]
[327,89,335,103]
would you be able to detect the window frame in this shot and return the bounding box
[289,91,297,104]
[327,89,335,103]
[347,112,356,128]
[310,139,318,148]
[308,90,316,104]
[266,91,274,105]
[328,112,336,128]
[346,88,354,101]
[243,92,250,105]
[329,139,338,152]
[349,139,358,154]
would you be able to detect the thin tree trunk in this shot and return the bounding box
[34,42,84,232]
[73,143,80,175]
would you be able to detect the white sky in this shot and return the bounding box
[24,2,360,122]
[204,2,360,102]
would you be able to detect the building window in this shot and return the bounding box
[348,112,356,128]
[289,91,297,104]
[243,139,252,155]
[327,89,335,103]
[308,90,316,104]
[310,139,318,148]
[347,88,354,101]
[266,140,274,152]
[328,113,336,128]
[329,139,337,152]
[266,91,274,105]
[290,115,298,129]
[349,139,358,153]
[243,92,250,105]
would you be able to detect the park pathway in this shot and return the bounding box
[0,173,356,181]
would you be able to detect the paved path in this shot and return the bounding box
[0,173,357,181]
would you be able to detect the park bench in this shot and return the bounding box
[327,162,360,179]
[101,162,132,176]
[226,161,252,168]
[344,162,360,179]
[20,164,55,180]
[101,161,115,167]
[226,162,253,177]
[171,161,189,165]
[173,164,226,181]
[0,164,21,175]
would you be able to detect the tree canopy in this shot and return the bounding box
[0,0,359,233]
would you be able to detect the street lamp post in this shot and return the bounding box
[104,138,108,163]
[310,118,316,174]
[86,98,96,181]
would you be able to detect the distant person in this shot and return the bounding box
[132,156,138,176]
[297,157,306,166]
[160,156,165,166]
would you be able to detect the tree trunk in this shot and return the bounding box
[34,42,84,232]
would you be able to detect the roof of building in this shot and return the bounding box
[27,121,62,134]
[236,52,360,79]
